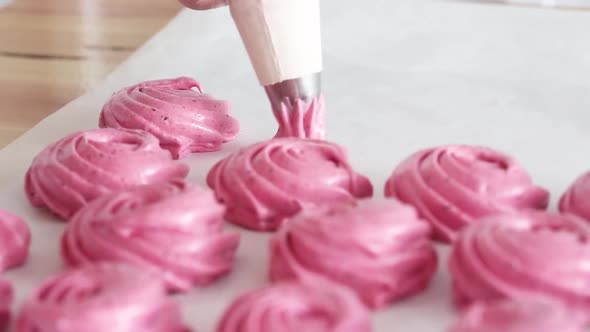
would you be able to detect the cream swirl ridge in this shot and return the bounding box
[100,77,239,159]
[449,299,586,332]
[560,171,590,222]
[0,209,30,271]
[207,138,373,231]
[270,199,437,309]
[385,145,549,243]
[273,96,325,139]
[25,128,189,220]
[62,181,240,292]
[15,263,189,332]
[0,278,12,331]
[216,281,372,332]
[449,211,590,309]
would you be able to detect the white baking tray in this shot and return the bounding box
[1,0,589,331]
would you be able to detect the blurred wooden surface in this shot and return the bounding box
[0,0,182,147]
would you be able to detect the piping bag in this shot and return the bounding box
[229,0,325,139]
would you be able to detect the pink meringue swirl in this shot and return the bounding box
[560,171,590,222]
[449,211,590,309]
[15,263,189,332]
[0,209,30,271]
[273,96,325,139]
[25,128,189,220]
[270,199,437,309]
[62,180,240,292]
[449,299,586,332]
[385,145,549,243]
[99,77,239,159]
[216,281,372,332]
[207,138,373,231]
[0,279,13,331]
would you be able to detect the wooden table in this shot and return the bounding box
[0,0,181,148]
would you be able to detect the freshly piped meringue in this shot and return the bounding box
[270,199,437,309]
[449,211,590,309]
[100,77,239,159]
[0,208,30,271]
[25,128,189,219]
[217,281,372,332]
[0,278,12,331]
[62,181,240,292]
[273,96,325,139]
[560,171,590,222]
[449,299,586,332]
[385,145,549,242]
[15,263,189,332]
[207,137,373,231]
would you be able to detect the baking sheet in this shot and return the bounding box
[2,0,590,330]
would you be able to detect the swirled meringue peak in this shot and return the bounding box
[449,211,590,310]
[270,199,438,309]
[0,278,13,331]
[62,180,240,292]
[216,281,372,332]
[385,145,549,243]
[15,263,189,332]
[25,128,189,220]
[560,171,590,222]
[207,138,373,231]
[99,77,239,159]
[0,209,30,271]
[273,96,325,139]
[449,299,586,332]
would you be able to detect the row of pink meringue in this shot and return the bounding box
[28,77,590,243]
[98,76,326,159]
[383,145,590,245]
[218,285,589,332]
[21,81,590,332]
[206,141,564,244]
[27,76,240,219]
[206,141,590,330]
[14,207,590,332]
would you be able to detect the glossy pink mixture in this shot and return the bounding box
[560,171,590,222]
[217,281,372,332]
[449,211,590,309]
[25,128,189,220]
[273,96,325,139]
[270,199,437,309]
[385,145,549,243]
[15,263,189,332]
[0,279,12,332]
[0,209,30,271]
[449,299,586,332]
[100,77,239,159]
[62,181,240,292]
[207,138,373,231]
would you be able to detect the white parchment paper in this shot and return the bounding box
[1,0,589,330]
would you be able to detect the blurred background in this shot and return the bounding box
[0,0,182,148]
